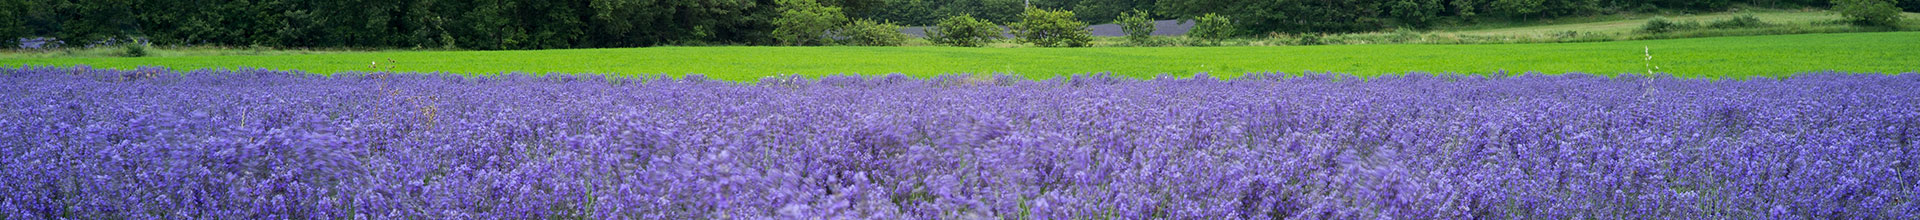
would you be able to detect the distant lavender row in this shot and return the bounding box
[2,66,1917,219]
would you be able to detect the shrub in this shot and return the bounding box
[1116,10,1154,46]
[1833,0,1903,26]
[1009,8,1093,47]
[1640,17,1700,34]
[1388,28,1423,43]
[1708,14,1771,29]
[123,43,149,57]
[772,0,848,46]
[1552,30,1580,39]
[1295,33,1326,45]
[840,19,908,46]
[1187,13,1233,45]
[926,14,1003,47]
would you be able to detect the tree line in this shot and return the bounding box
[0,0,1911,50]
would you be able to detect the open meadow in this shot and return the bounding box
[6,32,1919,81]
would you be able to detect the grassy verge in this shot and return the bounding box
[1440,8,1909,35]
[3,32,1917,82]
[1090,9,1920,47]
[0,45,360,59]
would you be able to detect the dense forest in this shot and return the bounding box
[0,0,1912,49]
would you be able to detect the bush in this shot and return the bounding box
[1388,28,1423,43]
[123,43,149,57]
[1295,33,1327,45]
[1116,10,1154,45]
[1187,13,1233,45]
[926,14,1003,47]
[1640,17,1700,34]
[1009,8,1093,47]
[840,19,908,46]
[1833,0,1903,26]
[772,0,848,46]
[1708,14,1771,29]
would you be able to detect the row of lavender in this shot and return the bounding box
[2,66,1917,219]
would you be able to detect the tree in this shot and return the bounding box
[1072,0,1158,24]
[519,0,588,49]
[821,0,886,21]
[1833,0,1904,26]
[1487,0,1600,18]
[874,0,942,25]
[926,14,1002,47]
[936,0,1025,24]
[1491,0,1545,17]
[459,0,524,49]
[1386,0,1444,28]
[774,0,849,46]
[49,0,139,47]
[1009,7,1092,47]
[840,19,908,46]
[1157,0,1382,34]
[406,0,457,49]
[1187,13,1231,45]
[0,0,26,48]
[1116,10,1154,45]
[576,0,782,47]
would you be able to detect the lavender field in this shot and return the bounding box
[2,66,1918,219]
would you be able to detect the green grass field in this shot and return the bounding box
[1444,9,1920,36]
[4,32,1917,81]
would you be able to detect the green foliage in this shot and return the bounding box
[1488,0,1600,18]
[861,0,1161,26]
[872,0,942,26]
[1071,0,1159,24]
[1490,0,1544,16]
[1389,28,1424,43]
[1187,13,1233,44]
[121,42,148,57]
[841,19,909,46]
[46,0,138,47]
[0,0,24,48]
[934,0,1026,24]
[1640,17,1701,34]
[1708,14,1771,28]
[3,0,796,50]
[1643,0,1735,11]
[0,0,1901,50]
[1294,33,1327,45]
[28,0,734,49]
[1833,0,1904,26]
[1386,0,1445,28]
[1158,0,1385,34]
[927,14,1003,47]
[1010,8,1094,47]
[1116,10,1155,45]
[1453,0,1482,18]
[775,0,850,46]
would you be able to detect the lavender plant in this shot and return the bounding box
[2,66,1917,219]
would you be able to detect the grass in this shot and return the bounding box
[4,32,1918,82]
[0,46,351,58]
[1442,8,1920,36]
[1082,8,1920,47]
